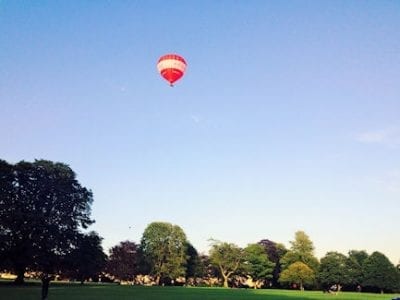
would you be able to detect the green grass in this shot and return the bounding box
[0,284,398,300]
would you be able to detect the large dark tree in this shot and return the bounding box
[185,242,202,282]
[345,250,369,290]
[362,251,400,293]
[0,160,95,299]
[318,251,349,289]
[64,231,106,284]
[106,241,140,281]
[0,161,16,275]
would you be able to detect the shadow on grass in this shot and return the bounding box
[0,279,41,287]
[0,283,397,300]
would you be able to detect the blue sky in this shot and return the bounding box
[1,1,399,263]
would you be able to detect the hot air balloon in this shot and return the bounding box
[157,54,187,86]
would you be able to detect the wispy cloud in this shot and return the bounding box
[356,127,400,147]
[190,115,201,124]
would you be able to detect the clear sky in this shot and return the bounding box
[1,1,399,264]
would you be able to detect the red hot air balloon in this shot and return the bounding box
[157,54,187,86]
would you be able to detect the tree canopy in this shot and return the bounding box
[243,243,274,288]
[209,241,244,288]
[140,222,188,285]
[185,242,203,280]
[280,231,319,271]
[0,160,94,285]
[106,241,140,281]
[259,239,287,287]
[279,261,315,290]
[0,159,97,300]
[64,231,106,284]
[362,251,400,293]
[345,250,369,288]
[318,251,349,288]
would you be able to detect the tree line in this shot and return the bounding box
[106,226,400,294]
[1,160,399,299]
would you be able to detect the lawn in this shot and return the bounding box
[0,284,398,300]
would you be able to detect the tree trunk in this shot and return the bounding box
[14,268,25,285]
[41,276,51,300]
[222,275,228,288]
[253,280,261,289]
[299,281,304,291]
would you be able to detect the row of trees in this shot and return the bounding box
[1,159,399,298]
[106,226,400,293]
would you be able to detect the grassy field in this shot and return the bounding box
[0,284,399,300]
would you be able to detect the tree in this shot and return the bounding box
[280,231,319,271]
[64,231,106,284]
[106,241,140,281]
[197,254,219,285]
[259,239,287,287]
[318,251,348,289]
[279,261,315,290]
[185,242,202,281]
[209,241,244,288]
[348,250,369,266]
[0,160,16,275]
[140,222,188,285]
[345,250,369,289]
[362,251,400,293]
[242,243,274,288]
[0,160,95,299]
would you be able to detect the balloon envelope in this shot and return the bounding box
[157,54,187,86]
